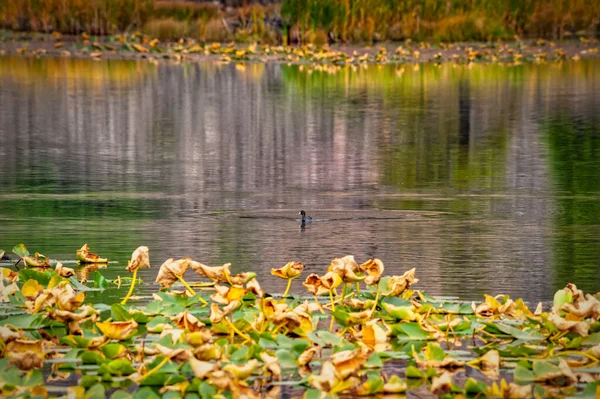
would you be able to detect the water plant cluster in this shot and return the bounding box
[6,31,597,67]
[0,244,599,398]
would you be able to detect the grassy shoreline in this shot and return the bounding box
[0,31,598,66]
[0,0,598,45]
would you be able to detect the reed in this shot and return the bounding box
[0,0,598,42]
[281,0,600,43]
[0,0,154,35]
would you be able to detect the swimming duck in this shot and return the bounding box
[298,210,313,223]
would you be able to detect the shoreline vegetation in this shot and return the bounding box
[0,30,599,66]
[0,0,599,44]
[0,0,599,66]
[0,245,600,398]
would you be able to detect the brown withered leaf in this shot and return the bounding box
[189,357,218,379]
[431,371,454,395]
[548,312,589,336]
[155,258,190,288]
[298,346,320,367]
[381,268,418,297]
[171,310,205,332]
[55,262,75,278]
[271,261,304,279]
[359,258,385,285]
[23,252,51,268]
[328,256,364,282]
[211,284,247,305]
[210,300,241,324]
[126,246,150,272]
[302,273,330,296]
[331,348,369,380]
[190,261,233,283]
[5,339,45,370]
[245,278,264,297]
[260,352,281,380]
[562,294,600,319]
[76,244,108,264]
[53,282,85,312]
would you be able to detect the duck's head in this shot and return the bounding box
[298,210,306,217]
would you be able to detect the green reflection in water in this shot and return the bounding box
[544,116,600,292]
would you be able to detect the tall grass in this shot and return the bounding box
[0,0,154,35]
[281,0,600,42]
[0,0,598,42]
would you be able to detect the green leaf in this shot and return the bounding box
[532,359,561,380]
[110,390,133,399]
[276,348,298,368]
[494,323,545,341]
[146,316,172,333]
[102,343,127,360]
[198,382,217,399]
[365,353,384,368]
[101,359,136,376]
[133,387,161,399]
[21,369,43,387]
[393,322,431,340]
[86,384,106,399]
[306,330,343,347]
[12,244,29,258]
[111,303,133,321]
[80,350,106,365]
[464,378,486,394]
[514,365,536,382]
[0,313,44,329]
[93,272,109,289]
[425,343,446,361]
[405,365,424,378]
[554,289,573,308]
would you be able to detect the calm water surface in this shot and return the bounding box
[0,56,599,304]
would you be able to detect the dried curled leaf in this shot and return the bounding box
[23,252,51,268]
[171,310,205,332]
[328,256,364,282]
[359,258,385,285]
[5,339,45,370]
[548,312,589,336]
[190,261,232,283]
[55,262,75,278]
[331,348,369,380]
[126,246,150,272]
[189,357,218,379]
[271,261,304,279]
[302,273,330,296]
[155,258,189,288]
[76,244,108,264]
[381,268,418,297]
[260,352,281,380]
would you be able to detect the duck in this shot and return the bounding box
[298,210,313,223]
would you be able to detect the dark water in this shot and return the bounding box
[0,56,599,304]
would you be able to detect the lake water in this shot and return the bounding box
[0,56,598,304]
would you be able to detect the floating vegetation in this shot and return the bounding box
[3,30,598,68]
[0,245,599,398]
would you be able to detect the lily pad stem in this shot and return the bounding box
[225,317,252,342]
[121,268,138,305]
[370,285,380,313]
[356,281,360,294]
[137,356,170,383]
[341,282,347,302]
[282,278,294,297]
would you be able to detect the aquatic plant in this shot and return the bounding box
[0,244,599,398]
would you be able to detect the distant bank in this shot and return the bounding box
[0,0,599,45]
